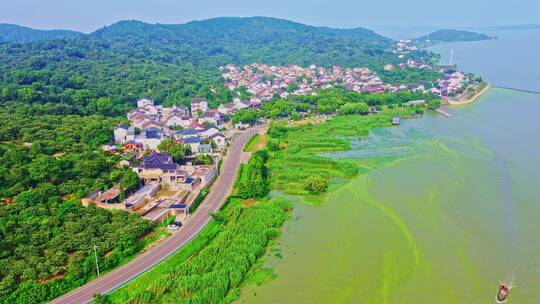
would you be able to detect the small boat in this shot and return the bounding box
[496,282,510,303]
[392,116,401,125]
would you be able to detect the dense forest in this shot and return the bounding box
[0,106,157,303]
[415,29,492,43]
[0,23,83,43]
[0,17,434,113]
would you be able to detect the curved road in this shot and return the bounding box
[51,126,263,304]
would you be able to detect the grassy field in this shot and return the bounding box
[244,134,260,152]
[268,109,415,195]
[244,132,267,153]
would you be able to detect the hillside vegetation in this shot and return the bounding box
[416,29,492,43]
[0,17,431,113]
[0,24,83,43]
[0,107,158,303]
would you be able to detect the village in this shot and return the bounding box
[220,61,479,105]
[82,60,481,227]
[83,97,241,227]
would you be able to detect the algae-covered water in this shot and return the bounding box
[239,88,540,303]
[238,31,540,303]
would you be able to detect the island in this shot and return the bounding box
[415,29,493,44]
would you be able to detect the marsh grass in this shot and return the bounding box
[109,194,291,304]
[268,109,415,195]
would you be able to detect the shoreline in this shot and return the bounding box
[446,83,491,106]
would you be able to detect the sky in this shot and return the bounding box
[0,0,538,34]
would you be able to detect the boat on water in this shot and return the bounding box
[392,116,401,125]
[496,282,510,303]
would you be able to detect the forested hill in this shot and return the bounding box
[416,29,492,43]
[88,17,394,67]
[0,17,430,114]
[0,24,83,43]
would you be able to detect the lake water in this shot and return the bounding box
[239,31,540,303]
[430,29,540,92]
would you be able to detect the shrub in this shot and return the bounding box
[303,175,328,194]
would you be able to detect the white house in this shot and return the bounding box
[191,98,208,117]
[200,126,220,138]
[183,137,201,153]
[113,125,135,144]
[209,133,227,150]
[135,128,166,151]
[199,110,222,126]
[218,102,235,115]
[174,129,199,141]
[137,98,155,108]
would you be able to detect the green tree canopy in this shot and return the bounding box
[158,139,187,163]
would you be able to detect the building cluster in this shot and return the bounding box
[113,98,227,154]
[86,151,218,222]
[91,61,475,222]
[395,40,419,57]
[431,68,468,98]
[390,40,430,70]
[91,98,231,221]
[220,63,439,102]
[221,63,386,98]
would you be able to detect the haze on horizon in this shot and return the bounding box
[0,0,538,34]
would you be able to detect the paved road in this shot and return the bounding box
[51,126,264,304]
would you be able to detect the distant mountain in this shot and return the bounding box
[88,17,394,67]
[0,23,83,43]
[416,29,492,43]
[91,17,388,42]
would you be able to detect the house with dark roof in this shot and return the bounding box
[182,137,201,153]
[134,127,166,150]
[233,99,251,110]
[131,153,189,188]
[174,129,199,140]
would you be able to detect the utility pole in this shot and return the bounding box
[93,244,100,277]
[450,49,454,66]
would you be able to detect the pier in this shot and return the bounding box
[434,108,452,117]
